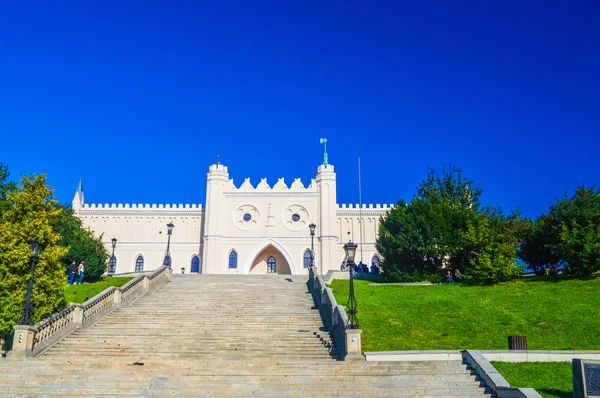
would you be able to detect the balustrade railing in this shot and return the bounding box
[32,305,77,349]
[307,266,359,360]
[9,266,172,359]
[120,275,146,307]
[82,287,117,323]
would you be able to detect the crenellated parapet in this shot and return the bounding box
[224,177,317,194]
[336,203,395,217]
[81,203,203,210]
[77,202,204,217]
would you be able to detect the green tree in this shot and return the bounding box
[462,208,524,284]
[551,186,600,276]
[520,185,600,277]
[53,204,108,282]
[377,164,523,284]
[0,163,17,216]
[0,174,68,341]
[519,215,559,275]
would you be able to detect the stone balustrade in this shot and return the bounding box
[307,266,363,360]
[8,266,172,359]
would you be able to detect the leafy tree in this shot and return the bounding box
[0,163,17,216]
[377,164,523,284]
[520,186,600,277]
[461,208,524,284]
[53,204,108,282]
[0,174,68,342]
[519,215,559,275]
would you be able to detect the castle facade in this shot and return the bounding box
[73,161,393,275]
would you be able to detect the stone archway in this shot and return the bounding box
[249,245,291,275]
[244,239,296,275]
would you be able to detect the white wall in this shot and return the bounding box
[73,162,391,276]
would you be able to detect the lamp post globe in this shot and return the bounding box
[343,240,359,329]
[29,240,42,258]
[108,238,117,276]
[309,223,316,268]
[23,240,44,325]
[164,222,175,268]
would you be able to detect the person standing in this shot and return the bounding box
[76,260,85,284]
[68,260,77,285]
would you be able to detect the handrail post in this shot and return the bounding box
[8,325,36,359]
[345,328,363,360]
[72,306,84,325]
[142,275,150,292]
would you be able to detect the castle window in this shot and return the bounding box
[267,256,276,273]
[303,250,312,268]
[229,251,238,268]
[191,256,200,273]
[108,255,117,274]
[163,255,172,267]
[243,213,252,222]
[292,214,300,222]
[135,256,144,272]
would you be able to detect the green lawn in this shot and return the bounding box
[329,277,600,352]
[65,277,134,304]
[492,362,572,398]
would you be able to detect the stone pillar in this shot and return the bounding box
[72,306,84,324]
[8,325,36,359]
[142,276,150,292]
[345,329,363,360]
[113,290,122,306]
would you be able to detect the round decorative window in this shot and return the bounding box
[282,205,309,231]
[234,205,260,231]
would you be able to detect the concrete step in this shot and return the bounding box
[1,274,490,396]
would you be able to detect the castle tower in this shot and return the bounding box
[72,179,84,212]
[202,161,230,274]
[315,164,338,274]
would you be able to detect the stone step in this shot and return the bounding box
[1,274,490,396]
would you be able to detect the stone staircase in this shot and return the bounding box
[0,274,491,397]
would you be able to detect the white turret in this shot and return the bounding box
[72,179,84,212]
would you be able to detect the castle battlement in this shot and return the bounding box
[224,177,317,193]
[82,203,203,210]
[337,203,395,210]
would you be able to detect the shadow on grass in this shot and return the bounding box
[537,388,571,398]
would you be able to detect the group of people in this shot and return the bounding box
[67,260,85,285]
[446,269,462,283]
[341,260,380,275]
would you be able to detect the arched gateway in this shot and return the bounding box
[244,239,296,275]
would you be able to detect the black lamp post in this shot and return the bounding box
[309,223,316,268]
[163,222,174,267]
[23,240,43,325]
[108,238,117,276]
[344,240,359,329]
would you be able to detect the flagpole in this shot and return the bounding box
[358,157,363,263]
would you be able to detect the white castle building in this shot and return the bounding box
[73,159,394,275]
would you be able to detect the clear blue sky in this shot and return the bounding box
[1,1,598,217]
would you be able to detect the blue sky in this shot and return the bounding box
[1,1,598,217]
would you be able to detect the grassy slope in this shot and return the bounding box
[329,277,600,352]
[65,277,134,304]
[492,362,572,398]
